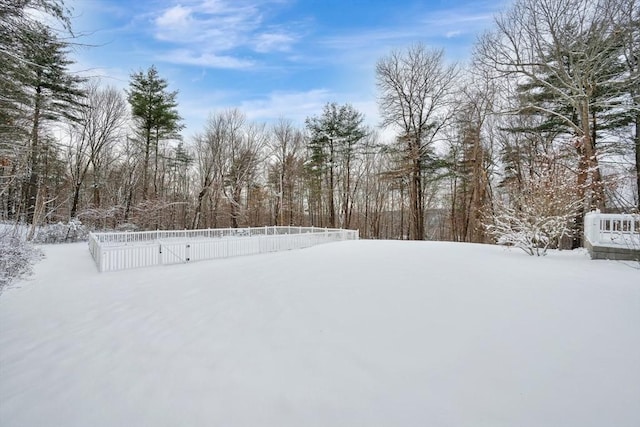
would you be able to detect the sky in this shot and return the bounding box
[68,0,508,140]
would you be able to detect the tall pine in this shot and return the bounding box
[127,65,182,201]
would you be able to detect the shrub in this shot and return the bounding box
[33,219,89,244]
[0,230,43,292]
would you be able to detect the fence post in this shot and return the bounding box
[159,244,163,265]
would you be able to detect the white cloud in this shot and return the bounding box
[422,10,495,31]
[254,32,296,53]
[155,4,193,28]
[157,49,255,69]
[150,0,300,69]
[240,89,335,124]
[319,6,498,53]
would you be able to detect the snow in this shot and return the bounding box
[1,240,639,427]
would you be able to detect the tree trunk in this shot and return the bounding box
[153,132,159,198]
[635,115,640,208]
[25,85,42,224]
[142,129,151,200]
[578,102,605,210]
[70,181,82,219]
[230,186,242,228]
[328,144,336,228]
[409,143,424,240]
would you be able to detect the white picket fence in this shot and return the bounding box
[583,211,640,248]
[88,226,359,272]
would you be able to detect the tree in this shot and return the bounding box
[19,22,84,230]
[224,119,266,228]
[376,44,458,239]
[305,102,367,228]
[127,65,182,201]
[164,142,193,228]
[0,0,71,144]
[268,118,304,225]
[477,0,633,213]
[447,73,497,243]
[66,81,128,219]
[618,0,640,207]
[193,109,265,229]
[1,1,75,223]
[192,113,225,229]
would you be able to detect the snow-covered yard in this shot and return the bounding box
[1,240,639,427]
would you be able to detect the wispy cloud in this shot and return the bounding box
[319,29,422,51]
[421,8,497,38]
[157,49,255,69]
[151,0,300,68]
[254,32,296,53]
[320,9,495,52]
[155,4,192,28]
[239,89,335,123]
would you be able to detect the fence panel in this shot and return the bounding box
[88,227,358,272]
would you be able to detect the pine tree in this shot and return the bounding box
[305,102,367,228]
[0,0,76,223]
[19,22,84,226]
[127,65,183,201]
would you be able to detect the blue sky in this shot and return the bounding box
[69,0,507,139]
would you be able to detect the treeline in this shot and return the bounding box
[1,0,638,244]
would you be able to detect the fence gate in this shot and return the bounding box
[159,241,190,265]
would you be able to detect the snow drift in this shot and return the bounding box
[1,240,638,427]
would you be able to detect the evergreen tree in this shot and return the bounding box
[19,22,84,226]
[127,65,183,201]
[0,0,76,223]
[305,102,367,228]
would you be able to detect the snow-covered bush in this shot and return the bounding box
[486,200,579,256]
[33,219,89,244]
[486,164,582,256]
[115,222,139,232]
[0,230,43,292]
[77,206,125,230]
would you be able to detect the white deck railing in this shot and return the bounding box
[89,226,359,272]
[583,211,640,249]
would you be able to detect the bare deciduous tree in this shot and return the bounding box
[268,118,304,226]
[376,44,458,239]
[66,81,128,219]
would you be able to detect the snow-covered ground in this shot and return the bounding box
[1,241,639,427]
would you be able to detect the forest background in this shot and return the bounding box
[1,0,638,247]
